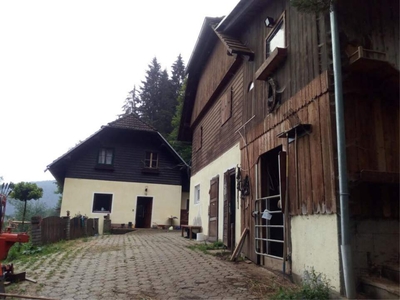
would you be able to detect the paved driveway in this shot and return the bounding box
[8,229,292,299]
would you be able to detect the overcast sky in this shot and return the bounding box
[0,0,239,183]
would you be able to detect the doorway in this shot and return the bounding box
[223,169,236,250]
[255,146,285,260]
[209,176,219,242]
[135,197,153,228]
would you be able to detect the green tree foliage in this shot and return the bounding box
[170,54,186,99]
[121,55,191,163]
[54,181,63,212]
[9,182,43,230]
[8,198,57,230]
[168,79,192,163]
[122,85,141,116]
[290,0,332,13]
[140,57,163,127]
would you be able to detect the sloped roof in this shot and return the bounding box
[213,26,254,60]
[107,113,156,131]
[46,113,188,177]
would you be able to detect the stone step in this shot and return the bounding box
[360,276,400,299]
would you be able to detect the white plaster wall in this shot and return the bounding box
[61,178,182,234]
[291,214,341,291]
[189,143,241,245]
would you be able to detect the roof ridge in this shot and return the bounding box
[107,113,156,131]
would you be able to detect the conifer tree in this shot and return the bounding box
[122,86,141,116]
[140,57,162,126]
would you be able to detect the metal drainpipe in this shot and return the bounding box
[329,3,356,298]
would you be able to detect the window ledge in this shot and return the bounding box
[142,168,160,174]
[92,210,111,214]
[95,164,114,171]
[255,47,288,81]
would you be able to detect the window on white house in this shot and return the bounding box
[194,185,200,205]
[98,148,113,165]
[145,152,158,168]
[92,193,113,213]
[266,17,285,58]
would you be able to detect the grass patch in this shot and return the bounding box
[4,238,84,264]
[271,269,330,300]
[187,241,225,254]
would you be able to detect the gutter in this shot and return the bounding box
[329,3,356,298]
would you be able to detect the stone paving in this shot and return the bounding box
[7,229,293,300]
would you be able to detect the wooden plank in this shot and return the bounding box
[372,98,387,172]
[0,293,58,300]
[288,141,297,215]
[230,228,249,261]
[308,100,324,214]
[311,14,320,79]
[382,99,399,173]
[343,93,359,175]
[319,93,335,214]
[298,107,312,214]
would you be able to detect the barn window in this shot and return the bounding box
[98,148,113,165]
[92,193,113,213]
[194,185,200,205]
[145,152,158,169]
[265,13,286,58]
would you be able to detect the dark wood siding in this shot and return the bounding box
[337,0,399,69]
[191,41,236,125]
[191,66,244,175]
[64,129,183,186]
[237,0,329,128]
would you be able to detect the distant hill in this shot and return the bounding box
[6,180,60,217]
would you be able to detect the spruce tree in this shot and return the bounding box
[168,79,192,163]
[140,57,162,126]
[122,86,141,116]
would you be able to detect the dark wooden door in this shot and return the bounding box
[209,176,219,242]
[223,169,236,249]
[135,197,153,228]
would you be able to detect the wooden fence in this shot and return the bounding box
[31,216,99,246]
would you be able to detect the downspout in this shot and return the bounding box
[329,3,356,298]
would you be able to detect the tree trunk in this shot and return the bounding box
[21,200,27,232]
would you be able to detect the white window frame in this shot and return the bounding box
[265,12,286,58]
[194,184,200,205]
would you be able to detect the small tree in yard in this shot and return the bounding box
[10,182,43,231]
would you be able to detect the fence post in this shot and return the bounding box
[63,212,70,240]
[31,216,42,246]
[84,217,88,236]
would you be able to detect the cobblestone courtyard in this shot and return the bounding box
[7,229,293,299]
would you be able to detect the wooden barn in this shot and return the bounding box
[179,0,399,297]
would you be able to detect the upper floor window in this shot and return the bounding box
[98,148,113,165]
[266,15,285,58]
[145,152,158,169]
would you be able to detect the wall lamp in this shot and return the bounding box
[265,17,275,28]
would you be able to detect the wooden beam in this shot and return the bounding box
[230,228,249,261]
[0,293,58,300]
